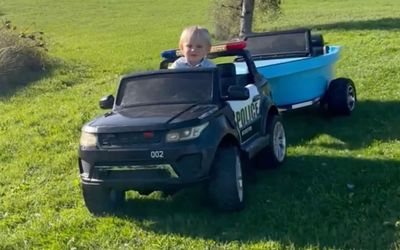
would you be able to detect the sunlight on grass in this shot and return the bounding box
[1,0,400,249]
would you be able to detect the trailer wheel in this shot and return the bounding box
[326,78,356,115]
[255,115,286,169]
[208,144,244,211]
[82,184,125,215]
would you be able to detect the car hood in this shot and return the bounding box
[84,104,217,133]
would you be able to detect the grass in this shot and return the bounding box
[0,0,399,249]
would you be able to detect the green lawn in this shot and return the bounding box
[1,0,400,249]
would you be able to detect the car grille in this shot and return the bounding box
[98,132,162,147]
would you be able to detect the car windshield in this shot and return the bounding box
[116,70,213,107]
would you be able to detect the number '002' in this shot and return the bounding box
[150,151,164,158]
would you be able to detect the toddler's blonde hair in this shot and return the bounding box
[179,25,212,50]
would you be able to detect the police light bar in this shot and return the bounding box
[160,41,247,59]
[210,41,247,53]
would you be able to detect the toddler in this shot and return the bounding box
[170,25,215,69]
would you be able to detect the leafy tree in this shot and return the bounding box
[211,0,281,40]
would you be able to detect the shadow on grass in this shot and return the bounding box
[0,69,49,97]
[311,17,400,31]
[118,156,399,249]
[114,100,399,249]
[283,100,400,149]
[0,56,68,98]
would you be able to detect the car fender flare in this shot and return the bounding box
[260,98,279,135]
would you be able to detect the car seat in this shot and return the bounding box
[217,63,237,96]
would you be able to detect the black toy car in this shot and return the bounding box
[78,41,286,214]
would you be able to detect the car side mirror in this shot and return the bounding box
[99,95,114,109]
[225,86,249,100]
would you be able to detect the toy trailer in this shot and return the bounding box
[236,28,356,115]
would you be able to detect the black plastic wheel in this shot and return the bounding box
[326,78,356,115]
[82,184,125,215]
[208,144,244,211]
[255,115,286,169]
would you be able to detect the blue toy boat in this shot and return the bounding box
[237,29,356,114]
[235,46,341,110]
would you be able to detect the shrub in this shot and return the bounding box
[0,20,48,93]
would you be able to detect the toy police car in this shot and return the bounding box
[78,41,286,214]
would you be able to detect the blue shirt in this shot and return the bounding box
[169,57,216,69]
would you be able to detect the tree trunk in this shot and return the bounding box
[239,0,255,37]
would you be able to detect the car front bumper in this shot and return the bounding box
[78,141,217,192]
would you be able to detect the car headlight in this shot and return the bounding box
[80,131,97,147]
[166,122,209,142]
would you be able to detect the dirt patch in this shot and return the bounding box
[0,20,48,94]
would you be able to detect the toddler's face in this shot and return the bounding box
[181,39,210,66]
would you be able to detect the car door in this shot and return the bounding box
[227,84,262,143]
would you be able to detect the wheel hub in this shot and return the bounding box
[235,154,243,202]
[273,122,286,162]
[347,85,356,111]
